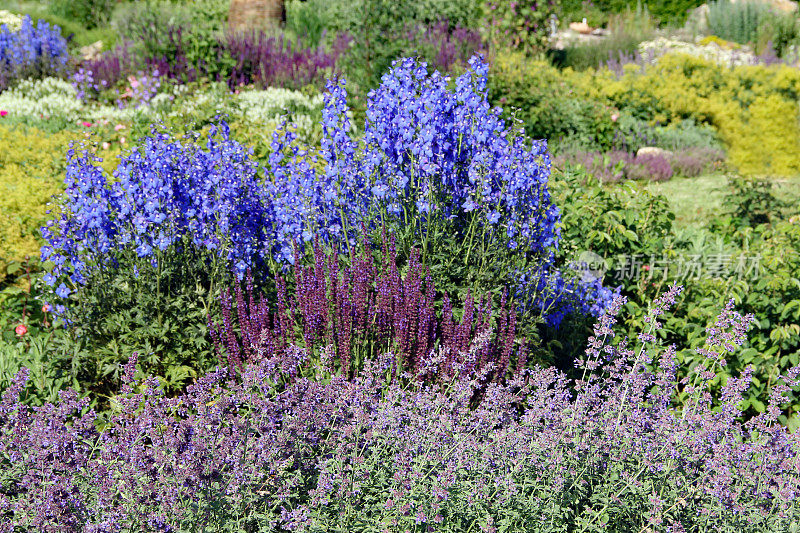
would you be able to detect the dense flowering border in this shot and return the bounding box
[41,55,612,327]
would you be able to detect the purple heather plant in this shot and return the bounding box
[73,43,142,101]
[557,150,680,183]
[555,150,632,183]
[627,152,674,182]
[0,15,70,91]
[225,30,348,90]
[2,287,798,531]
[405,22,484,74]
[670,146,726,177]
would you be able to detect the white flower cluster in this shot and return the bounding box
[234,88,324,123]
[171,83,324,125]
[638,37,759,67]
[0,78,84,120]
[0,78,328,139]
[0,77,135,121]
[0,10,22,32]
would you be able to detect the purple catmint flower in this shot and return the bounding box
[3,290,799,529]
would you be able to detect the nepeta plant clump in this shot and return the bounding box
[0,15,70,91]
[3,288,798,531]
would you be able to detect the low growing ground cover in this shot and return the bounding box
[3,290,799,531]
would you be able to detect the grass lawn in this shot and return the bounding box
[644,173,800,229]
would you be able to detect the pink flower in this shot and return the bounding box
[15,324,27,337]
[42,304,51,313]
[611,113,619,122]
[114,123,126,132]
[119,136,126,145]
[0,110,7,117]
[81,121,93,128]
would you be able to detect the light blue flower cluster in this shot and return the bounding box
[0,15,69,91]
[42,124,269,312]
[266,55,560,262]
[515,264,621,328]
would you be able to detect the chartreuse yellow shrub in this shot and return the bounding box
[698,35,742,49]
[0,125,119,282]
[572,55,800,175]
[726,96,800,175]
[490,51,800,176]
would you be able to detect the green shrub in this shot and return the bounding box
[62,240,224,403]
[484,0,561,53]
[490,53,728,156]
[563,53,800,175]
[663,217,800,429]
[756,11,800,58]
[548,166,675,366]
[50,0,114,29]
[651,119,723,151]
[319,0,481,34]
[561,0,705,26]
[286,0,329,47]
[0,124,118,282]
[720,175,786,230]
[553,165,800,428]
[707,0,771,46]
[488,53,616,150]
[0,262,77,407]
[0,4,118,48]
[338,0,482,99]
[114,1,231,95]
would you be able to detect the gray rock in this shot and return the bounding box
[636,147,674,158]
